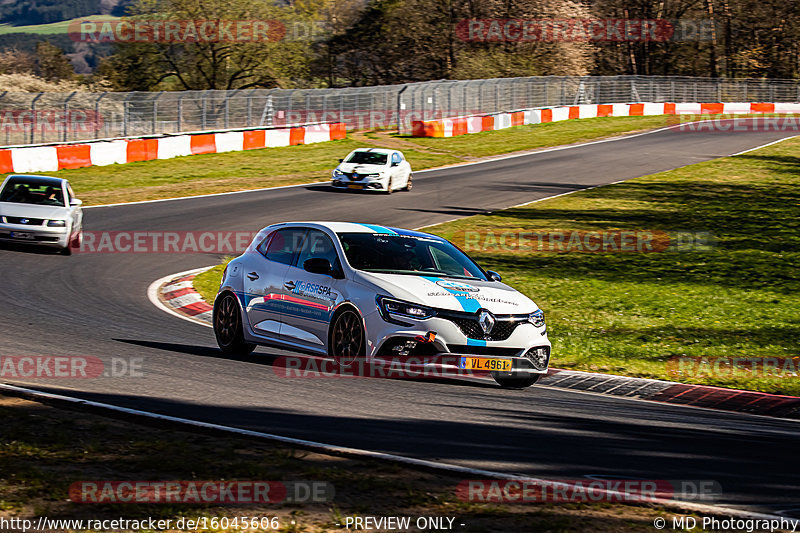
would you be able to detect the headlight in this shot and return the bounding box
[363,173,381,179]
[377,296,435,320]
[47,220,67,227]
[333,169,344,176]
[528,309,545,328]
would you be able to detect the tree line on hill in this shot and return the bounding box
[0,0,798,91]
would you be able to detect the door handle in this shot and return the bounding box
[247,272,259,281]
[284,281,296,290]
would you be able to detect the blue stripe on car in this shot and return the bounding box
[421,276,481,313]
[358,223,397,234]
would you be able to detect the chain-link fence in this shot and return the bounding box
[2,75,800,145]
[396,75,800,133]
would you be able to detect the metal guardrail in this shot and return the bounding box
[1,75,800,145]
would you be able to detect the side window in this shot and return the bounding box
[256,234,272,256]
[295,230,340,270]
[431,246,472,277]
[264,228,307,266]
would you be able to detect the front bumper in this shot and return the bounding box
[364,311,552,376]
[0,223,68,247]
[331,177,387,191]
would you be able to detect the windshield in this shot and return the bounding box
[345,151,388,165]
[338,232,486,280]
[0,178,64,206]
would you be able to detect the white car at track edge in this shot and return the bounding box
[0,174,83,255]
[213,222,551,388]
[331,148,412,193]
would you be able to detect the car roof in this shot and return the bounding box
[5,174,66,186]
[261,221,444,239]
[349,148,394,155]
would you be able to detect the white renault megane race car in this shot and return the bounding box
[213,222,550,388]
[331,148,412,193]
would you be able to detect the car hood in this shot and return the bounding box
[352,271,537,314]
[336,163,386,173]
[0,202,69,220]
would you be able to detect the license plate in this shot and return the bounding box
[459,356,512,372]
[347,184,364,190]
[10,231,34,240]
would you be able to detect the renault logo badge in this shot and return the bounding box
[478,310,495,334]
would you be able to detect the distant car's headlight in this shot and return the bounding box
[528,309,545,328]
[47,220,67,227]
[363,173,382,179]
[377,296,435,320]
[333,169,344,176]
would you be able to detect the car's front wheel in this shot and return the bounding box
[492,373,541,389]
[403,174,413,191]
[214,292,256,357]
[329,307,365,366]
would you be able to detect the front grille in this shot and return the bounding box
[441,311,527,341]
[5,217,44,225]
[447,345,523,356]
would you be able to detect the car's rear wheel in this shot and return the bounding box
[492,373,541,389]
[403,174,413,191]
[214,292,256,357]
[329,307,365,367]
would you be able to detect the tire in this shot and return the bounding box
[328,307,365,367]
[214,292,256,357]
[492,373,541,389]
[385,177,393,194]
[403,174,413,191]
[59,245,71,256]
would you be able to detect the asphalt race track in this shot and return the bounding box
[1,122,798,517]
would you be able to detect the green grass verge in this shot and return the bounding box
[2,115,671,205]
[192,137,799,395]
[427,138,800,395]
[193,261,231,305]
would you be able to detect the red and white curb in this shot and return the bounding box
[540,369,800,420]
[411,101,800,137]
[147,267,214,328]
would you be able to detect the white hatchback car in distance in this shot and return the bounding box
[331,148,412,193]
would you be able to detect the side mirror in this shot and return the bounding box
[487,270,502,282]
[70,198,82,207]
[304,257,333,276]
[391,161,399,167]
[338,159,344,163]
